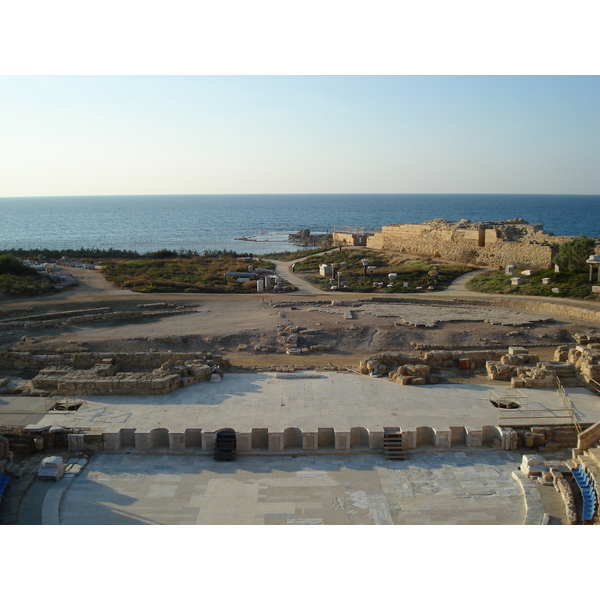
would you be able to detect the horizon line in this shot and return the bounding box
[1,192,599,200]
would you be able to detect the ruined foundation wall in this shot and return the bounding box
[0,350,225,371]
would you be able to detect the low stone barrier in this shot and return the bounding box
[0,349,227,372]
[63,424,511,454]
[31,362,212,395]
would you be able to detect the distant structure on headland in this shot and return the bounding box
[333,219,574,269]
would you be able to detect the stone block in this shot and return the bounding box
[268,432,284,452]
[521,454,546,476]
[302,432,318,451]
[68,433,85,451]
[169,432,186,452]
[509,346,528,355]
[466,429,483,447]
[435,430,452,448]
[236,432,252,452]
[401,430,417,449]
[38,456,64,480]
[334,431,351,450]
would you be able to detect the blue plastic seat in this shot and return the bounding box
[576,474,592,488]
[582,509,596,522]
[581,485,595,497]
[0,475,10,502]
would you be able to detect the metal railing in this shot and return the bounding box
[497,407,578,427]
[578,372,600,396]
[557,376,582,435]
[493,379,582,432]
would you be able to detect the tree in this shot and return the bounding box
[554,236,596,273]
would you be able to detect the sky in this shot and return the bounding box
[0,2,598,198]
[1,75,598,197]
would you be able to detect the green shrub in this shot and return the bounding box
[0,254,38,276]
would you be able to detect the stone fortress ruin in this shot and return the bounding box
[333,218,572,268]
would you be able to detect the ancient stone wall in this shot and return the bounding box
[0,350,226,371]
[366,219,563,268]
[30,360,213,395]
[332,232,358,246]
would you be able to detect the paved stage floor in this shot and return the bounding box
[3,372,598,433]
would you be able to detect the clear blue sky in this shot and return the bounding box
[1,75,598,196]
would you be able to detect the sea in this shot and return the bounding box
[0,194,598,255]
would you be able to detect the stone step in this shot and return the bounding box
[383,433,407,460]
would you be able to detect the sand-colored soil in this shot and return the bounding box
[1,259,598,373]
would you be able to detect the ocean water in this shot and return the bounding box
[0,194,598,255]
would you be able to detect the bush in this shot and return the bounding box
[146,249,179,259]
[0,254,38,276]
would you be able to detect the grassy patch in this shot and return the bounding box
[0,273,54,297]
[296,250,472,293]
[0,254,55,297]
[259,247,337,261]
[100,257,279,293]
[465,269,600,300]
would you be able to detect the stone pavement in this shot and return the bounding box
[6,373,599,434]
[59,450,528,525]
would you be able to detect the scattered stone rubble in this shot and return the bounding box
[237,323,333,355]
[557,333,600,384]
[486,346,579,388]
[359,349,507,384]
[485,333,600,389]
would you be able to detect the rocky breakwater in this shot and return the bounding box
[28,357,218,396]
[288,229,332,247]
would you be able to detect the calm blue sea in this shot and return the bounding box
[0,194,598,255]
